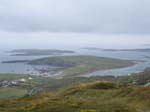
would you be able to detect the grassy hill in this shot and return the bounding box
[0,68,150,100]
[0,68,150,111]
[29,55,134,77]
[0,81,150,112]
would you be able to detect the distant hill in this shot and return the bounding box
[81,47,102,50]
[10,49,74,56]
[103,48,150,52]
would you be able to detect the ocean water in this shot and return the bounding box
[76,49,150,76]
[0,48,150,76]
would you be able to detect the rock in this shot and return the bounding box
[27,87,43,96]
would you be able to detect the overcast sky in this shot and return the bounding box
[0,0,150,49]
[0,0,150,33]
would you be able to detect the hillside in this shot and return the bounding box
[0,68,150,100]
[0,69,150,111]
[118,68,150,85]
[0,81,150,112]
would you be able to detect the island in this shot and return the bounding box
[81,47,102,50]
[2,60,29,63]
[102,48,150,52]
[10,49,75,56]
[29,55,135,77]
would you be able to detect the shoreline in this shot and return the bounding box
[0,59,137,79]
[63,61,136,78]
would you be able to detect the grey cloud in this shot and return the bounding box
[0,0,150,33]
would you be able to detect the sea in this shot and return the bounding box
[0,47,150,76]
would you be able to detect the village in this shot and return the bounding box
[0,77,33,87]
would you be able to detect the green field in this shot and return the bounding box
[0,74,57,99]
[0,88,27,100]
[29,55,134,77]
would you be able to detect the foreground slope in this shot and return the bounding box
[0,81,150,112]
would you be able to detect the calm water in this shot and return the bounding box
[76,49,150,76]
[0,48,150,76]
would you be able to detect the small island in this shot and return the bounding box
[10,49,75,56]
[81,47,102,50]
[2,60,29,63]
[102,48,150,52]
[29,55,135,77]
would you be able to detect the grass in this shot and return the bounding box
[0,74,57,99]
[0,81,150,112]
[0,69,150,111]
[0,87,27,100]
[0,73,56,85]
[0,68,150,100]
[29,55,134,77]
[117,68,150,85]
[0,74,31,80]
